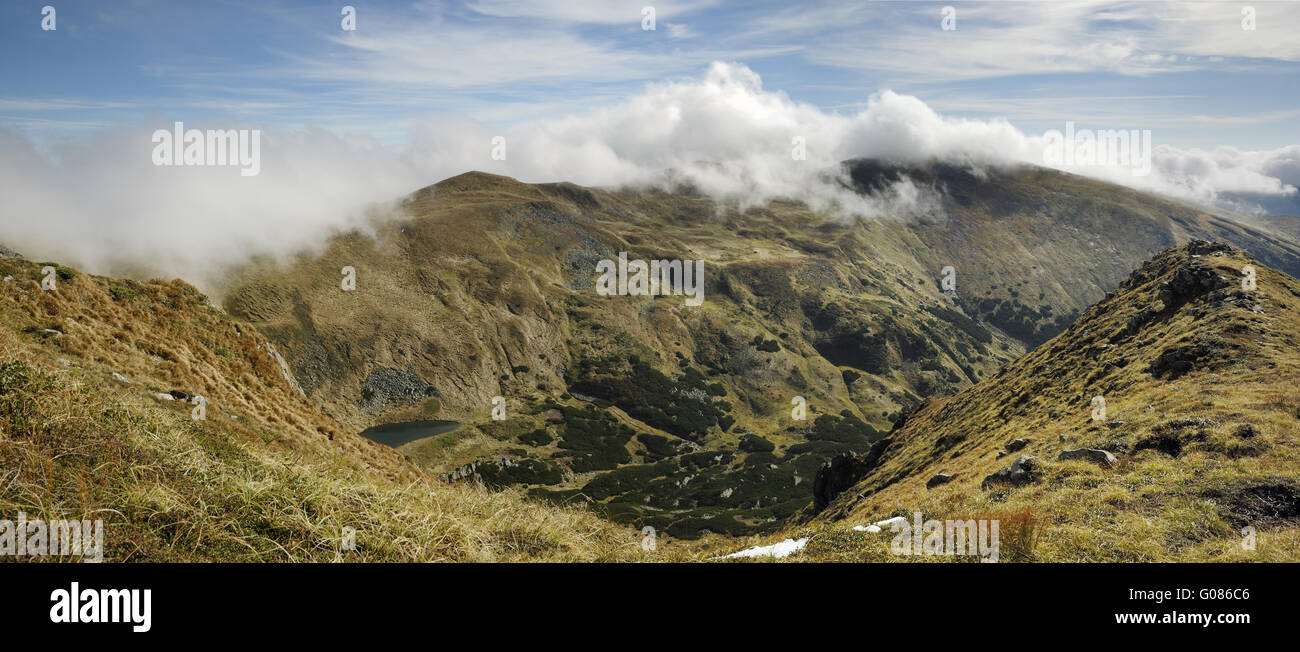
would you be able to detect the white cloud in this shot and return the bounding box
[465,0,720,24]
[1,62,1296,292]
[801,1,1300,83]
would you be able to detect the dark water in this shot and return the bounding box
[359,420,460,448]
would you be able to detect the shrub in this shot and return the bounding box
[738,434,774,453]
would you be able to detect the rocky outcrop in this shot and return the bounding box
[811,437,893,513]
[1157,259,1230,311]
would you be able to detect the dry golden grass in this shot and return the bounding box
[723,244,1300,562]
[0,257,694,562]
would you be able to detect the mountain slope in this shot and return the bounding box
[0,254,664,561]
[218,164,1300,539]
[791,241,1300,561]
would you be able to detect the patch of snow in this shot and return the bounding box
[723,537,808,559]
[851,516,908,534]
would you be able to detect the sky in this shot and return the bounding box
[3,0,1299,146]
[1,0,1299,285]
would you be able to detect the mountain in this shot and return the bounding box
[0,254,660,561]
[790,241,1300,561]
[219,162,1300,539]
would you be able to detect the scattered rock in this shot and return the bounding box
[926,472,955,489]
[982,455,1040,489]
[1058,448,1117,468]
[1058,433,1069,442]
[358,367,438,413]
[154,393,175,401]
[41,329,63,338]
[169,390,190,401]
[1005,438,1031,452]
[1106,420,1126,429]
[111,372,130,384]
[996,449,1009,459]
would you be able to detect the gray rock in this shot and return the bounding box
[926,473,955,489]
[1058,448,1117,468]
[982,455,1040,489]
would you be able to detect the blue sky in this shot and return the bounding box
[3,0,1299,149]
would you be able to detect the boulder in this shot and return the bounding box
[1058,448,1117,468]
[982,455,1040,489]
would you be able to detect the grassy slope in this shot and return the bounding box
[219,168,1300,539]
[0,256,671,561]
[736,242,1300,561]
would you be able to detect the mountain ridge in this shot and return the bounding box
[781,240,1300,561]
[218,162,1300,538]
